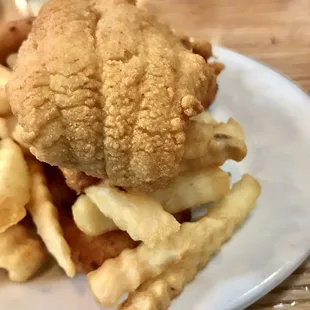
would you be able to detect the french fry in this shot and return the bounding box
[27,159,76,277]
[0,117,9,138]
[152,167,230,214]
[6,53,18,70]
[0,116,29,152]
[0,138,30,233]
[6,116,30,153]
[76,168,228,236]
[72,195,117,236]
[4,115,30,153]
[192,110,217,125]
[183,120,214,160]
[120,175,261,310]
[85,184,180,247]
[181,118,247,171]
[119,260,198,310]
[0,224,48,282]
[0,64,11,116]
[88,174,261,307]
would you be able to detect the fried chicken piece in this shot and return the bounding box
[7,0,219,192]
[60,168,100,194]
[58,208,191,273]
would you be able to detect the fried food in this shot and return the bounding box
[72,192,192,237]
[74,168,226,236]
[72,195,117,236]
[172,209,191,223]
[44,165,77,210]
[5,116,30,153]
[209,61,225,75]
[120,175,261,310]
[152,167,230,214]
[120,259,198,310]
[0,64,12,116]
[85,184,180,247]
[0,18,34,66]
[0,117,9,138]
[0,224,48,282]
[0,116,30,153]
[181,118,247,171]
[191,40,212,62]
[87,174,261,307]
[59,212,139,274]
[60,208,190,274]
[6,53,18,70]
[7,0,219,192]
[61,168,99,193]
[0,138,30,233]
[27,159,76,277]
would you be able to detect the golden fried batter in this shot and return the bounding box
[60,168,100,194]
[44,164,77,209]
[7,0,218,191]
[58,208,191,273]
[59,213,139,273]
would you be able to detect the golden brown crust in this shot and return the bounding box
[59,207,191,273]
[191,40,213,62]
[60,168,100,194]
[59,212,139,273]
[7,0,217,191]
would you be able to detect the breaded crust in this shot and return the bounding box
[7,0,218,191]
[59,208,191,273]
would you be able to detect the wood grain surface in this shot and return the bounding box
[139,0,310,93]
[1,0,309,309]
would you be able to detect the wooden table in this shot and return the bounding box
[139,0,310,308]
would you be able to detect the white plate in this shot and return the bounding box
[1,47,310,310]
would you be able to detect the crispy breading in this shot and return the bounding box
[59,209,191,273]
[27,159,76,277]
[7,0,218,191]
[0,139,30,232]
[44,165,77,209]
[0,224,48,282]
[87,175,261,307]
[60,168,100,194]
[58,205,191,274]
[59,212,139,274]
[119,175,261,310]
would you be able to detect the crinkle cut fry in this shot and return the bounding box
[76,168,228,236]
[0,138,30,233]
[88,174,261,307]
[119,174,261,310]
[27,159,76,277]
[0,224,48,282]
[181,118,247,172]
[85,185,180,247]
[152,167,230,214]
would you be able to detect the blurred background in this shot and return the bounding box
[1,0,309,92]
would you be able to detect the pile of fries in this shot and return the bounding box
[0,55,261,309]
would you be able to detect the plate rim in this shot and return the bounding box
[212,46,310,310]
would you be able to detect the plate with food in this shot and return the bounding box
[0,1,309,310]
